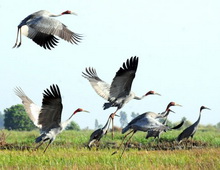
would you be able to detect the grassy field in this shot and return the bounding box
[0,129,220,169]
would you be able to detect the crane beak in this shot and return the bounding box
[175,103,182,107]
[154,92,161,96]
[71,12,77,15]
[205,107,211,110]
[82,110,90,113]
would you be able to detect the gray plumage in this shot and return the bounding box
[122,112,170,135]
[145,109,174,139]
[177,106,210,143]
[13,10,81,49]
[123,102,182,134]
[146,118,185,139]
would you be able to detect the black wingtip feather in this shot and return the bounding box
[42,84,61,105]
[116,56,139,77]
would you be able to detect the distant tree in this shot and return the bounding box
[65,121,80,131]
[131,112,139,119]
[95,119,99,129]
[120,111,128,128]
[0,112,4,129]
[94,119,102,129]
[4,104,35,131]
[216,122,220,129]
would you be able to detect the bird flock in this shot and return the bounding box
[13,10,211,156]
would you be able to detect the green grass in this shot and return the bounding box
[0,129,220,169]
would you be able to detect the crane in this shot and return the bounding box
[82,56,161,138]
[14,84,89,153]
[146,109,175,140]
[146,110,185,140]
[177,106,210,143]
[88,113,119,149]
[112,102,182,157]
[13,10,81,49]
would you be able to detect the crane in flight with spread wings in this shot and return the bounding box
[82,56,161,138]
[13,10,81,49]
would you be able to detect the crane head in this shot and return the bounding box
[200,106,211,112]
[145,90,161,96]
[73,108,89,114]
[166,102,182,111]
[61,10,77,15]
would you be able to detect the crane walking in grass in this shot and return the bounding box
[82,56,161,139]
[177,106,210,143]
[15,84,89,153]
[145,102,184,140]
[112,102,182,158]
[13,10,82,49]
[88,113,119,149]
[146,109,175,140]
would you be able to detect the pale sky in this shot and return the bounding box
[1,0,220,129]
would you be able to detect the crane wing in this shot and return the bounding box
[82,67,110,100]
[23,26,59,50]
[126,112,148,127]
[109,56,138,101]
[14,87,41,128]
[122,113,169,134]
[89,128,103,141]
[38,84,63,132]
[28,16,81,45]
[133,116,169,132]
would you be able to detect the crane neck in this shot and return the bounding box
[60,113,75,130]
[134,95,145,100]
[50,14,62,17]
[194,111,202,126]
[156,110,170,118]
[102,116,112,133]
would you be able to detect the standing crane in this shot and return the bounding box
[112,112,182,158]
[112,102,182,157]
[13,10,82,49]
[146,110,185,140]
[14,84,89,153]
[145,109,175,140]
[88,113,119,149]
[177,106,210,143]
[82,56,161,138]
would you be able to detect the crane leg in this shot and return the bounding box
[120,131,136,159]
[111,109,119,140]
[111,130,134,155]
[112,117,114,140]
[17,29,22,48]
[34,142,44,151]
[12,28,19,48]
[43,140,52,153]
